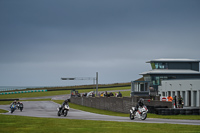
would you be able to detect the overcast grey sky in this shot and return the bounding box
[0,0,200,86]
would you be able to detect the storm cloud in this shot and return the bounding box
[0,0,199,86]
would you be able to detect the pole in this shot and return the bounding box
[96,72,98,96]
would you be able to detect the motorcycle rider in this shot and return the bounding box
[135,98,144,112]
[12,100,17,105]
[10,100,17,107]
[60,99,69,110]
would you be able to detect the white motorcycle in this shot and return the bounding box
[130,105,148,120]
[57,104,69,117]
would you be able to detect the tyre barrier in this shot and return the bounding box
[161,109,165,115]
[192,109,199,115]
[165,109,170,115]
[185,109,192,115]
[155,108,162,115]
[169,109,174,115]
[0,98,19,101]
[180,109,186,115]
[0,90,47,95]
[155,108,200,115]
[174,109,180,115]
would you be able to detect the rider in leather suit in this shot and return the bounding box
[135,98,144,111]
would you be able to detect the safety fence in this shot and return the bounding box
[0,90,47,95]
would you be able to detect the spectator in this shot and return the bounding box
[83,93,87,97]
[118,91,122,97]
[92,93,95,97]
[71,92,74,97]
[104,91,108,97]
[178,95,183,108]
[167,95,173,102]
[110,92,114,97]
[174,95,177,108]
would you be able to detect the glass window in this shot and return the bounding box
[153,62,168,69]
[152,76,160,85]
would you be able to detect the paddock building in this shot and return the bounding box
[131,58,200,108]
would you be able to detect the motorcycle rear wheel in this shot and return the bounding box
[130,113,134,120]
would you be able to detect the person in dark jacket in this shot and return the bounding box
[178,95,183,108]
[174,95,177,108]
[118,91,122,97]
[135,98,144,111]
[61,100,68,109]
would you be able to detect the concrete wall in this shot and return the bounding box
[70,96,172,113]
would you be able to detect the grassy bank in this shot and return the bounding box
[0,114,199,133]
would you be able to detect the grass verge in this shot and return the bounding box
[0,114,199,133]
[0,109,8,113]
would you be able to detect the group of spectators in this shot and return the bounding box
[99,91,122,97]
[71,91,123,98]
[167,95,184,108]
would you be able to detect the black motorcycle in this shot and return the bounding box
[57,104,69,117]
[17,102,23,111]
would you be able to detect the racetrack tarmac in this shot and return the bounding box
[0,101,200,125]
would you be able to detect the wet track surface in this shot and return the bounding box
[0,101,200,125]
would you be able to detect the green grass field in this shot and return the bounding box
[0,114,200,133]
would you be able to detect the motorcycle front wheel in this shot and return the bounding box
[130,113,134,120]
[11,109,14,113]
[64,110,68,117]
[141,112,147,120]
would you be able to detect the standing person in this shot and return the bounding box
[178,95,183,108]
[174,96,177,108]
[167,95,173,102]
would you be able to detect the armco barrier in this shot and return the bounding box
[0,90,47,95]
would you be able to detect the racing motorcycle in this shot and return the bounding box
[17,102,23,111]
[10,104,16,113]
[57,104,69,117]
[130,105,148,120]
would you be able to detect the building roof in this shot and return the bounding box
[140,69,200,75]
[146,58,200,63]
[134,77,144,81]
